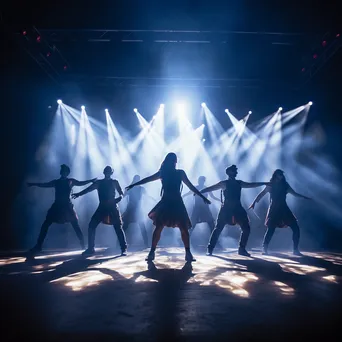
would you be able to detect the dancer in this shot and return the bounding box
[122,175,154,248]
[183,176,220,237]
[126,152,210,262]
[201,165,269,256]
[249,169,310,256]
[27,164,96,254]
[72,166,127,256]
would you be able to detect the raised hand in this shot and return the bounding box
[71,193,80,199]
[125,184,134,192]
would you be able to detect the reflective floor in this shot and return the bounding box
[1,247,342,341]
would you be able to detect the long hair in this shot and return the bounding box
[159,152,177,179]
[270,169,286,184]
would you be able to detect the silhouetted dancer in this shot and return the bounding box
[183,176,221,238]
[122,175,155,248]
[201,165,269,257]
[72,166,127,256]
[249,169,310,256]
[27,164,96,254]
[126,152,210,262]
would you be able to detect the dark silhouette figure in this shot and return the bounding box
[72,166,127,256]
[126,152,210,262]
[183,176,220,237]
[249,169,310,256]
[201,165,269,257]
[27,164,96,254]
[122,175,155,248]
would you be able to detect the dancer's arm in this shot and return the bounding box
[249,186,270,209]
[71,178,97,186]
[115,180,124,196]
[72,182,98,199]
[287,185,310,199]
[27,181,55,188]
[181,171,211,204]
[126,171,160,191]
[208,192,221,202]
[240,181,270,188]
[201,181,226,194]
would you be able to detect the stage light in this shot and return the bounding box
[322,40,327,47]
[225,109,229,113]
[201,102,206,107]
[81,105,85,110]
[248,111,252,115]
[47,52,51,57]
[279,107,283,111]
[36,36,41,43]
[160,104,164,108]
[22,30,27,36]
[301,67,306,72]
[308,101,313,106]
[202,138,206,142]
[134,108,138,113]
[105,109,108,113]
[63,65,67,70]
[57,99,62,105]
[337,33,340,38]
[313,54,318,59]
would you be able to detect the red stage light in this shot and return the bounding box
[47,52,51,57]
[36,36,41,43]
[313,54,318,59]
[301,67,306,72]
[336,33,340,38]
[63,65,67,70]
[322,40,327,47]
[22,30,27,36]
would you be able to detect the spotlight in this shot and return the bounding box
[248,111,252,115]
[105,109,108,113]
[160,104,165,108]
[202,138,206,142]
[81,105,85,110]
[225,109,229,113]
[134,108,138,113]
[201,102,206,107]
[279,107,283,111]
[308,101,313,106]
[57,99,62,105]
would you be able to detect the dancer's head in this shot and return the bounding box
[225,164,238,178]
[270,169,285,183]
[60,164,70,177]
[198,176,206,186]
[132,174,140,183]
[103,166,114,178]
[160,152,177,178]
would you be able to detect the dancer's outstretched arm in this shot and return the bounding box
[27,181,55,188]
[181,171,211,204]
[201,181,226,194]
[126,171,160,191]
[71,178,97,186]
[249,186,270,209]
[72,182,98,199]
[288,185,310,199]
[240,181,270,188]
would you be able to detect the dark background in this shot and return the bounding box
[1,0,342,250]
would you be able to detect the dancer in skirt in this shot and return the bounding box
[249,169,310,255]
[27,164,96,254]
[72,166,127,256]
[201,165,269,257]
[122,175,155,248]
[183,176,220,237]
[126,152,210,262]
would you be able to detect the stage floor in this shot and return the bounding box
[1,247,342,341]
